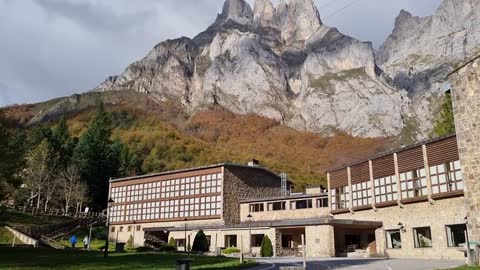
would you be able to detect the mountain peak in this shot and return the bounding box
[220,0,253,25]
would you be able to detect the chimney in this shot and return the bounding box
[247,159,260,167]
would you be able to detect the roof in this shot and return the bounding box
[326,133,457,173]
[143,217,382,232]
[110,163,281,183]
[240,193,327,204]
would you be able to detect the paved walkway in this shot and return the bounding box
[247,257,464,270]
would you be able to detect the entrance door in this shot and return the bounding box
[345,234,361,251]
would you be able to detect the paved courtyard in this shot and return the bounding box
[248,257,464,270]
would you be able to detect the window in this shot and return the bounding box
[176,239,185,247]
[374,175,397,203]
[136,225,141,231]
[413,227,432,248]
[316,198,328,208]
[331,186,349,210]
[352,181,372,207]
[225,235,237,247]
[251,234,264,247]
[292,199,313,209]
[430,161,463,194]
[282,234,293,248]
[386,230,401,249]
[111,226,115,232]
[268,201,286,211]
[119,226,124,232]
[400,169,427,199]
[446,224,467,247]
[250,203,264,212]
[127,226,132,232]
[205,236,211,247]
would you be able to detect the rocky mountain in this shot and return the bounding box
[94,0,480,139]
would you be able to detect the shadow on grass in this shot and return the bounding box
[0,248,254,270]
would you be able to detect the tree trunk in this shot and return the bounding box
[36,189,41,210]
[65,200,70,216]
[44,198,49,212]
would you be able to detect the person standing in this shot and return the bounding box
[69,235,77,248]
[83,236,89,250]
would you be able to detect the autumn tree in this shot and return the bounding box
[23,139,58,209]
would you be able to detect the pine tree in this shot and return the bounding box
[260,235,273,257]
[0,112,24,200]
[111,138,139,177]
[51,115,76,168]
[74,103,118,209]
[192,230,209,252]
[434,92,455,137]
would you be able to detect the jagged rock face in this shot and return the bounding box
[95,0,440,138]
[377,0,480,140]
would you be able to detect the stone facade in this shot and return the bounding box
[334,197,467,259]
[305,225,335,257]
[222,166,282,224]
[449,55,480,244]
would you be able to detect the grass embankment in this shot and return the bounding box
[0,248,255,270]
[1,209,72,228]
[57,226,115,250]
[0,227,24,245]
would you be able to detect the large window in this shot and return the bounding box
[225,235,237,247]
[386,230,401,249]
[268,201,286,211]
[111,173,223,223]
[400,169,427,199]
[374,176,397,203]
[249,203,264,212]
[331,186,350,210]
[251,234,264,247]
[316,198,328,208]
[291,199,313,209]
[446,224,467,247]
[413,227,432,248]
[430,161,463,194]
[352,181,372,207]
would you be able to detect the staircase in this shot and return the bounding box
[40,218,102,249]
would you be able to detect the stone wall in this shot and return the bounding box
[223,166,282,224]
[305,225,335,257]
[334,197,467,259]
[449,55,480,244]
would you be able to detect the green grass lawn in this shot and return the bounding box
[56,226,115,250]
[444,267,480,270]
[0,248,255,270]
[1,209,72,227]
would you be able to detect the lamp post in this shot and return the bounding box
[104,197,115,258]
[247,214,252,256]
[184,218,188,253]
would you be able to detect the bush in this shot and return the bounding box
[126,235,134,251]
[158,245,177,252]
[223,247,240,254]
[168,237,176,247]
[260,235,273,257]
[192,230,209,252]
[135,246,153,252]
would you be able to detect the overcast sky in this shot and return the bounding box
[0,0,442,107]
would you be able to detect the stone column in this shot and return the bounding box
[393,153,402,202]
[327,173,332,211]
[422,144,433,199]
[347,167,353,210]
[449,56,480,245]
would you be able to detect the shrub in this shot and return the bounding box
[126,235,134,251]
[158,245,177,252]
[192,230,209,252]
[168,237,176,247]
[223,247,241,254]
[260,235,273,257]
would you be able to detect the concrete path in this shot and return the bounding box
[247,257,464,270]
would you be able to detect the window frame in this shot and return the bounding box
[430,161,463,194]
[385,229,402,249]
[445,223,467,247]
[413,226,433,248]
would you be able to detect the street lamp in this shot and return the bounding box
[184,218,188,253]
[104,197,115,258]
[247,214,252,256]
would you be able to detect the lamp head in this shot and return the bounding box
[108,197,115,204]
[247,214,252,218]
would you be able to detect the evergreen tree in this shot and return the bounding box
[111,138,139,177]
[192,230,209,252]
[0,112,24,200]
[260,235,273,257]
[74,103,118,209]
[51,115,76,168]
[168,237,176,247]
[434,92,456,136]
